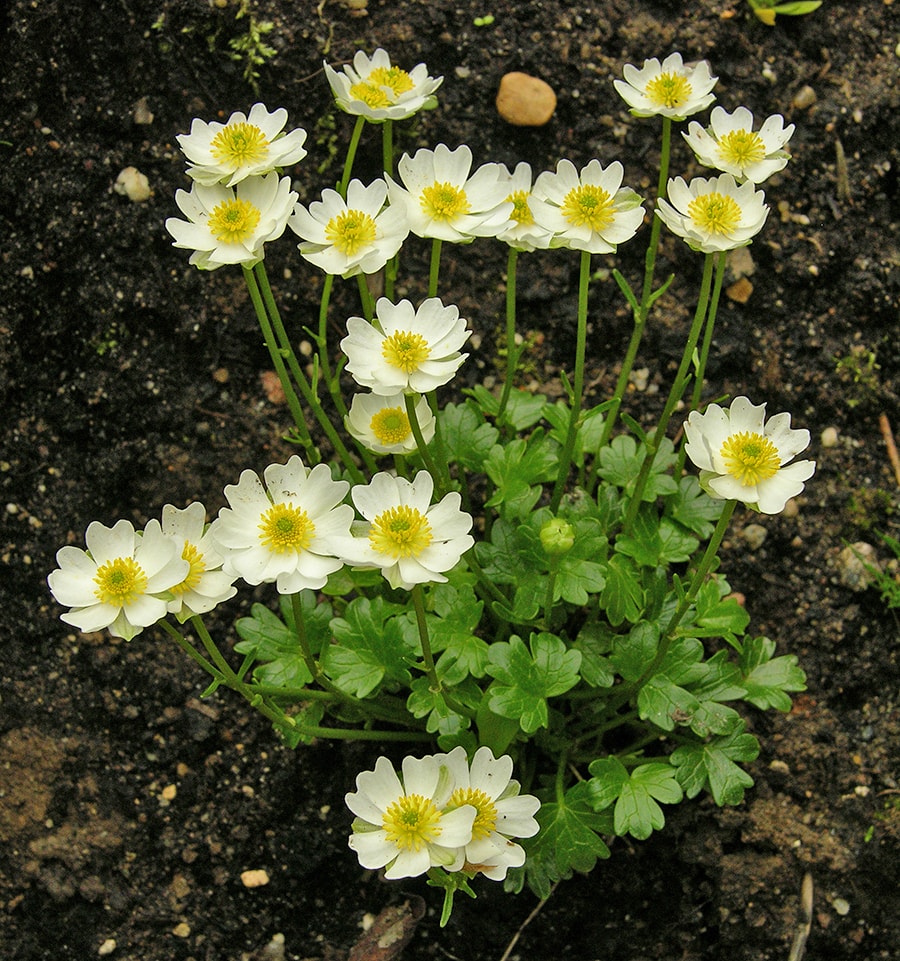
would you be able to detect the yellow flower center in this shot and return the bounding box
[368,65,414,96]
[420,182,471,222]
[258,503,316,553]
[720,431,781,486]
[687,191,742,235]
[207,198,262,244]
[382,330,431,373]
[93,557,148,607]
[382,794,442,851]
[349,80,392,108]
[170,541,206,596]
[717,129,766,169]
[324,208,378,255]
[644,71,693,110]
[209,122,270,168]
[560,184,615,231]
[370,406,412,445]
[506,189,534,225]
[369,505,433,558]
[450,787,497,840]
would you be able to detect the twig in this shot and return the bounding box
[498,882,559,961]
[787,872,814,961]
[878,413,900,487]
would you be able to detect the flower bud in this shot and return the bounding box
[540,517,575,555]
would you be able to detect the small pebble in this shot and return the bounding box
[742,523,768,551]
[113,167,152,202]
[496,72,557,126]
[831,896,850,916]
[792,85,817,109]
[836,542,880,591]
[726,277,754,304]
[241,868,270,888]
[820,426,839,448]
[172,923,190,938]
[98,939,116,957]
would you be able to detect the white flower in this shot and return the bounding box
[288,178,408,278]
[656,174,768,253]
[683,396,816,514]
[346,755,476,879]
[176,104,308,187]
[432,747,541,881]
[346,391,435,455]
[155,503,238,622]
[495,162,557,252]
[166,173,297,270]
[532,159,644,254]
[386,144,513,242]
[683,106,795,184]
[613,53,717,120]
[345,471,474,590]
[48,519,189,641]
[341,297,470,396]
[324,48,443,122]
[209,455,354,594]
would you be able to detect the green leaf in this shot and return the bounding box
[739,636,807,711]
[671,724,760,806]
[234,593,331,689]
[638,675,701,732]
[596,435,678,500]
[468,383,547,430]
[574,621,616,688]
[406,676,477,737]
[600,554,644,626]
[526,781,611,899]
[666,475,724,538]
[611,621,659,681]
[438,401,500,471]
[543,402,608,464]
[587,758,683,840]
[691,578,750,643]
[322,596,417,697]
[485,633,582,733]
[484,431,558,516]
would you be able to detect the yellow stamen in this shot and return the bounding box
[207,198,261,244]
[420,182,470,222]
[506,189,534,225]
[717,129,766,169]
[94,557,148,607]
[170,541,206,596]
[370,407,412,445]
[687,191,742,235]
[645,71,693,110]
[381,330,431,373]
[259,503,316,553]
[560,184,615,231]
[369,505,433,558]
[382,794,442,851]
[720,431,781,486]
[450,787,497,840]
[209,122,270,168]
[324,209,378,255]
[349,80,392,108]
[368,65,414,96]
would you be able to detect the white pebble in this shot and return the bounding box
[114,167,152,202]
[820,426,839,448]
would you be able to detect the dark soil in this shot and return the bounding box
[2,1,898,959]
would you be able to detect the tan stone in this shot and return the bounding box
[726,276,754,304]
[496,72,557,126]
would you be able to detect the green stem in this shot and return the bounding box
[381,118,394,179]
[242,264,314,454]
[249,265,369,482]
[497,246,520,425]
[411,584,473,718]
[405,394,444,494]
[550,249,592,513]
[598,116,673,447]
[428,238,443,298]
[356,273,375,321]
[620,252,715,534]
[338,115,366,198]
[689,250,727,415]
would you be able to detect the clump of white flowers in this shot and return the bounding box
[345,749,540,881]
